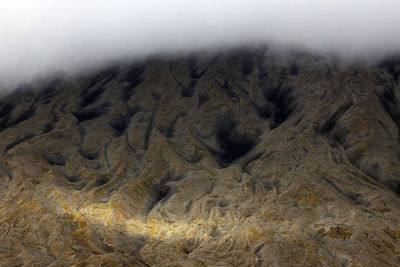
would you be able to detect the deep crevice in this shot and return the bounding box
[257,80,296,128]
[144,109,157,149]
[198,93,209,107]
[215,113,259,166]
[41,150,68,166]
[376,87,400,136]
[161,111,187,138]
[147,171,174,213]
[13,105,36,125]
[72,103,109,123]
[289,63,299,76]
[217,80,239,103]
[41,104,59,134]
[108,105,141,137]
[62,173,81,183]
[87,66,119,88]
[181,80,197,98]
[96,175,110,186]
[80,87,106,108]
[318,101,353,134]
[121,64,145,83]
[242,152,264,173]
[241,54,254,80]
[186,55,215,79]
[319,173,366,205]
[4,133,36,153]
[1,104,37,130]
[0,102,15,118]
[152,185,170,206]
[119,64,145,102]
[151,91,161,100]
[186,56,199,78]
[78,147,99,160]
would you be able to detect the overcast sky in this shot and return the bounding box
[1,0,400,88]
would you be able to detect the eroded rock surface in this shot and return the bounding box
[1,49,400,266]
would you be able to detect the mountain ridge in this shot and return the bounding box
[0,48,400,266]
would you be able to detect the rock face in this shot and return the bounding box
[0,49,400,266]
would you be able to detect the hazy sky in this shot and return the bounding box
[1,0,400,88]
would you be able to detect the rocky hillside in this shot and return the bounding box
[0,49,400,266]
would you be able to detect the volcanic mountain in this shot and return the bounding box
[1,48,400,266]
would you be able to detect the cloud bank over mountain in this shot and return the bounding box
[1,0,400,88]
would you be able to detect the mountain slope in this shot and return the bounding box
[0,49,400,266]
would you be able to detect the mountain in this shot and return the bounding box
[0,48,400,266]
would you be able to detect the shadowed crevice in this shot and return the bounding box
[41,150,68,166]
[78,147,99,160]
[216,80,239,103]
[181,80,197,97]
[0,102,15,118]
[318,172,368,206]
[376,87,400,136]
[151,91,161,100]
[147,170,174,214]
[72,103,109,123]
[186,55,217,79]
[80,86,106,108]
[87,66,120,88]
[121,64,145,83]
[160,111,187,138]
[198,93,209,107]
[61,173,82,183]
[119,64,145,102]
[144,109,157,150]
[96,175,110,186]
[13,105,36,125]
[1,104,37,131]
[42,104,59,134]
[256,80,296,128]
[318,101,353,135]
[289,63,299,76]
[241,151,264,173]
[214,113,259,166]
[108,105,141,137]
[150,185,170,210]
[4,133,36,153]
[241,53,254,80]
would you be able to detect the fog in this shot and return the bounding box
[1,0,400,88]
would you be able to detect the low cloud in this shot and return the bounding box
[1,0,400,88]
